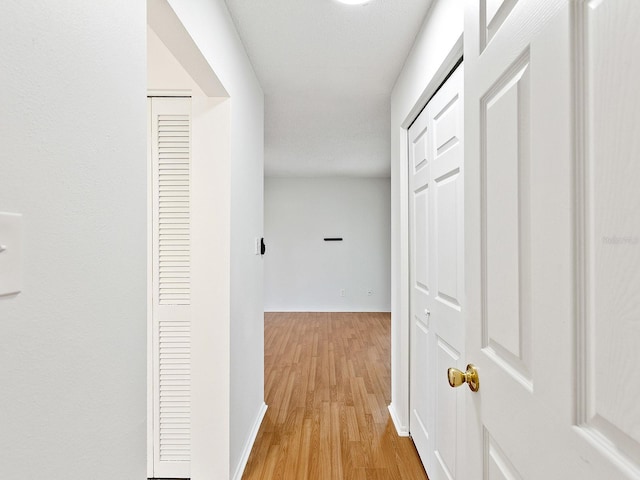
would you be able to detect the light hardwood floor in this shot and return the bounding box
[242,312,428,480]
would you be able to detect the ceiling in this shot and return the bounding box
[224,0,433,177]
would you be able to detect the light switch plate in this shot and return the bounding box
[0,212,23,296]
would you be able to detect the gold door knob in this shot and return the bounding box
[447,364,479,392]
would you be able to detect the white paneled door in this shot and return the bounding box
[409,64,465,480]
[464,0,640,478]
[149,97,192,479]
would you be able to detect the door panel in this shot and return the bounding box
[435,336,460,478]
[482,53,533,387]
[485,430,524,480]
[481,0,519,51]
[149,97,192,479]
[465,0,640,478]
[415,188,430,294]
[466,1,577,476]
[435,173,461,307]
[409,64,464,480]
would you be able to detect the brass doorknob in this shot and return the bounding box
[447,364,479,392]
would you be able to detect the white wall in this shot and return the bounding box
[389,0,464,434]
[0,2,147,479]
[265,177,391,312]
[152,1,266,478]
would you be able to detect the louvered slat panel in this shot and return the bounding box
[157,114,190,307]
[158,317,190,463]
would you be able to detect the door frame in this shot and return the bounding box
[390,35,464,437]
[146,2,232,476]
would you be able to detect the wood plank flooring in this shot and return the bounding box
[242,312,428,480]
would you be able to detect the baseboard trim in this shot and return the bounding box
[231,402,268,480]
[264,309,392,313]
[388,403,410,437]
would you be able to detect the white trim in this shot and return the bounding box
[146,98,154,479]
[388,403,410,437]
[231,403,268,480]
[147,88,192,97]
[401,36,464,128]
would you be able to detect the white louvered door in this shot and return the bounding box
[150,97,191,479]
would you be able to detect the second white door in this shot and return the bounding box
[409,64,464,480]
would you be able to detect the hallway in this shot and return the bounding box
[242,313,427,479]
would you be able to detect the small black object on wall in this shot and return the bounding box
[260,237,266,255]
[323,238,343,242]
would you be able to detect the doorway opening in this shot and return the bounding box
[146,7,230,477]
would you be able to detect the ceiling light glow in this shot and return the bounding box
[335,0,371,5]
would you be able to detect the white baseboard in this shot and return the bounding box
[388,403,410,437]
[231,402,268,480]
[264,308,392,313]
